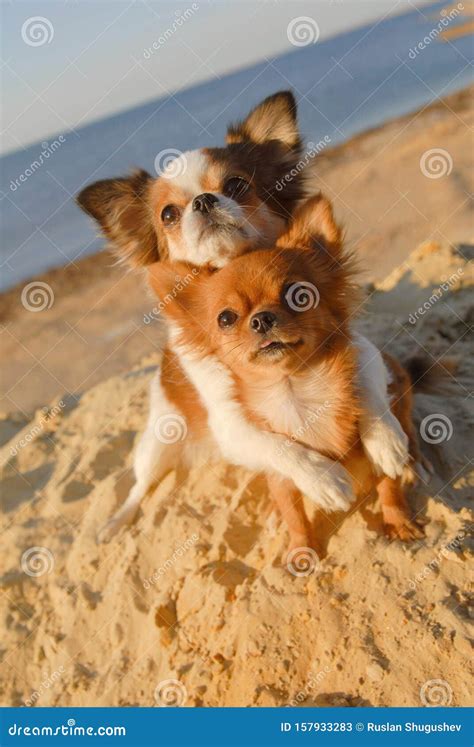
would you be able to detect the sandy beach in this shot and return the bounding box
[0,86,472,708]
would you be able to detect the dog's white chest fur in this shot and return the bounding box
[242,368,342,453]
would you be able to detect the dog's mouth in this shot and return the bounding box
[255,337,303,358]
[198,210,244,240]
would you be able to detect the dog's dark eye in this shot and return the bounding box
[218,309,238,328]
[223,176,249,200]
[161,204,181,225]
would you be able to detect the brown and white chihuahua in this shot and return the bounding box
[149,196,425,552]
[77,92,410,542]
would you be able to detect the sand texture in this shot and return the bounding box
[1,238,472,707]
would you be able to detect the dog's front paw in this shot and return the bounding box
[298,453,356,512]
[361,416,409,479]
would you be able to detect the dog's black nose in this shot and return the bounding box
[250,311,277,334]
[192,193,218,213]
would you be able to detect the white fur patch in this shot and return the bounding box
[353,331,409,478]
[169,325,356,512]
[162,149,209,195]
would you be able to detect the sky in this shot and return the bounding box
[1,0,435,155]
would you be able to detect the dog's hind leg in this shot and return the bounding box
[378,476,424,541]
[97,372,181,543]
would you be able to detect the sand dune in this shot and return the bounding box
[1,240,472,707]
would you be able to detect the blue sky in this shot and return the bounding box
[2,0,434,154]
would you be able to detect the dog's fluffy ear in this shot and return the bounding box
[277,194,343,252]
[76,169,159,267]
[147,261,212,320]
[226,91,300,149]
